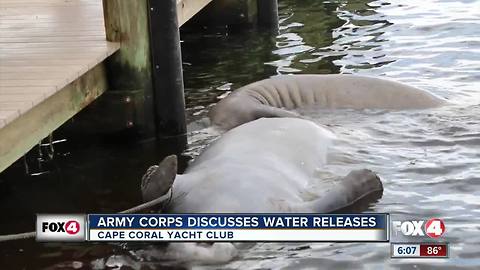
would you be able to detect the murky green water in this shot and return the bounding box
[1,0,479,269]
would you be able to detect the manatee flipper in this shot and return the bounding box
[305,169,383,213]
[141,155,178,202]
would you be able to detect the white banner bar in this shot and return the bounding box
[88,229,386,241]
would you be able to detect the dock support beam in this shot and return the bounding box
[257,0,279,32]
[148,0,187,146]
[102,0,187,152]
[102,0,155,138]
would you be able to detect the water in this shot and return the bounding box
[182,0,480,268]
[1,0,479,269]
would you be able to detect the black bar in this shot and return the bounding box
[147,0,187,151]
[257,0,279,32]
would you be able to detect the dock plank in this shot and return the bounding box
[0,0,118,172]
[0,110,18,128]
[0,0,117,130]
[0,0,213,173]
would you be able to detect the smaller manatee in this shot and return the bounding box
[209,74,447,130]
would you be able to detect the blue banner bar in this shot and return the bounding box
[88,213,388,230]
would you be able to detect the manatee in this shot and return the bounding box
[141,117,383,213]
[209,74,446,130]
[140,74,445,261]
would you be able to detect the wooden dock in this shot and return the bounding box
[0,0,212,173]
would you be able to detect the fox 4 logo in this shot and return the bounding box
[36,214,85,241]
[42,220,80,235]
[392,218,446,238]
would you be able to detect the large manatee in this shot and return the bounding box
[141,117,383,263]
[142,117,382,214]
[209,74,446,130]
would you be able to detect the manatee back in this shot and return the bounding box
[277,74,446,109]
[209,74,446,130]
[170,118,336,213]
[187,117,335,174]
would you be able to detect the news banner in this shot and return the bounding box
[36,213,448,259]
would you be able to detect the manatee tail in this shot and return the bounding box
[141,155,178,202]
[306,169,384,213]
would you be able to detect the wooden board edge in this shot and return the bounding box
[0,62,108,173]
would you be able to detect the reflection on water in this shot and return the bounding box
[1,0,479,269]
